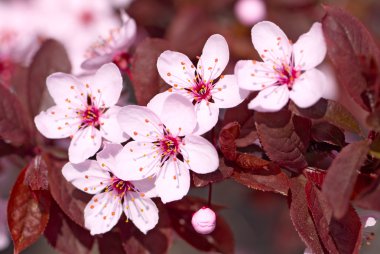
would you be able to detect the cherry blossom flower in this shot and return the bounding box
[235,21,327,112]
[116,94,219,203]
[81,11,136,73]
[62,143,159,235]
[234,0,266,26]
[34,63,129,163]
[153,34,248,135]
[192,207,216,234]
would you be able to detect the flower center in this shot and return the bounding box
[112,52,131,75]
[275,63,300,89]
[80,105,100,128]
[109,177,135,196]
[187,81,214,104]
[160,135,181,157]
[0,58,13,88]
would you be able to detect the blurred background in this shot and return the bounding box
[1,0,380,253]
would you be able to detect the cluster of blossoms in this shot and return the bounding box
[35,19,327,235]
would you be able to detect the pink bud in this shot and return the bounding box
[234,0,266,26]
[191,207,216,234]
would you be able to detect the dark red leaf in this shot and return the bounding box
[130,38,172,105]
[311,122,345,147]
[322,140,370,219]
[354,176,380,211]
[322,5,380,112]
[25,155,49,191]
[98,231,125,254]
[28,40,71,119]
[304,167,327,188]
[288,177,325,254]
[192,159,233,187]
[7,167,51,253]
[255,109,311,172]
[167,196,234,253]
[44,201,94,254]
[0,84,34,147]
[219,122,240,161]
[47,157,91,227]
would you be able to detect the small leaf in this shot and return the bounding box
[25,155,49,191]
[131,38,172,105]
[322,140,370,219]
[28,39,71,118]
[311,122,345,147]
[219,122,240,161]
[255,109,311,172]
[7,167,51,253]
[322,5,380,112]
[44,201,94,254]
[192,159,233,187]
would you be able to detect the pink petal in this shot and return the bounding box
[96,142,123,172]
[84,192,123,235]
[81,54,113,70]
[155,159,190,203]
[91,63,123,108]
[289,69,324,108]
[34,105,79,139]
[212,74,249,108]
[293,22,326,71]
[234,60,278,91]
[192,100,219,135]
[147,91,171,116]
[117,105,164,142]
[46,72,84,106]
[62,160,111,194]
[113,13,136,51]
[160,94,197,136]
[157,50,195,88]
[197,34,229,82]
[248,85,289,112]
[114,141,160,181]
[100,106,130,143]
[68,127,102,164]
[131,178,158,199]
[182,135,218,174]
[251,21,292,65]
[124,193,159,234]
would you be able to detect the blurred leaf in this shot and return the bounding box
[167,196,234,253]
[27,39,71,119]
[369,135,380,159]
[192,159,233,187]
[288,176,325,254]
[311,122,345,147]
[98,231,125,254]
[44,201,94,254]
[322,5,380,112]
[130,38,172,105]
[47,156,90,227]
[7,167,51,254]
[322,140,370,219]
[255,109,311,172]
[290,99,361,134]
[25,155,49,191]
[0,85,34,147]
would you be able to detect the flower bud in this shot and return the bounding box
[191,207,216,234]
[234,0,266,26]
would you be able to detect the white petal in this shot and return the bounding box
[91,63,123,108]
[96,142,123,172]
[147,91,171,116]
[289,69,324,108]
[131,178,158,199]
[62,160,111,194]
[46,73,85,106]
[155,159,190,203]
[68,127,102,164]
[251,21,292,64]
[234,60,278,91]
[84,192,123,235]
[34,105,79,139]
[124,193,159,234]
[160,94,197,136]
[100,106,130,143]
[212,75,249,108]
[197,34,229,82]
[192,100,219,135]
[182,135,219,174]
[114,141,160,181]
[117,105,163,142]
[293,22,326,71]
[113,14,136,51]
[248,85,289,112]
[157,50,195,88]
[81,54,113,70]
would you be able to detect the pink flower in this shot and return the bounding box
[191,207,216,234]
[62,143,159,235]
[116,94,219,203]
[81,11,136,72]
[154,34,248,135]
[235,21,327,112]
[34,63,129,163]
[234,0,266,26]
